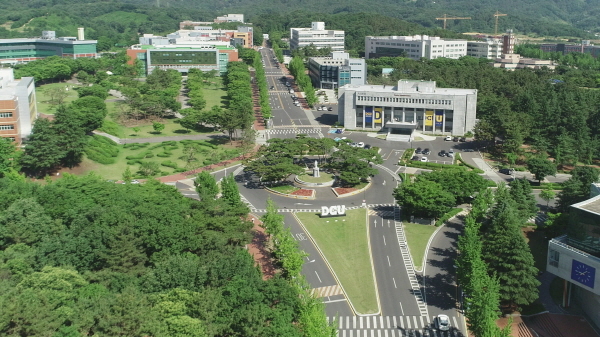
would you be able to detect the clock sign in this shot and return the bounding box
[571,259,596,289]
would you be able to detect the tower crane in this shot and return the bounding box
[493,11,508,35]
[436,14,471,30]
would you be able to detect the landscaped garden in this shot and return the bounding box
[296,209,379,314]
[81,136,241,180]
[36,82,82,114]
[297,171,334,184]
[403,222,439,270]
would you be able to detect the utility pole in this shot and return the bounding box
[436,14,471,30]
[493,11,508,36]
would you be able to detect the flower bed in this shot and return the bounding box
[291,189,314,197]
[333,187,358,195]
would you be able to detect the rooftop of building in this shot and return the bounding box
[0,68,33,100]
[0,37,97,44]
[342,79,476,95]
[366,35,466,42]
[137,45,236,50]
[572,194,600,215]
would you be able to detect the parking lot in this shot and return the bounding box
[408,138,477,165]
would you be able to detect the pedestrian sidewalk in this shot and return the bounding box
[92,130,227,145]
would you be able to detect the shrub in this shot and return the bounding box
[126,151,154,160]
[85,135,119,164]
[174,168,187,173]
[161,161,179,169]
[405,161,469,171]
[98,120,122,137]
[127,160,143,165]
[455,153,485,174]
[435,208,463,227]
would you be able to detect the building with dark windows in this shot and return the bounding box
[0,68,37,145]
[290,22,345,51]
[0,29,97,65]
[547,185,600,328]
[308,52,366,89]
[338,80,477,140]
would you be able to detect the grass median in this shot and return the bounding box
[403,222,438,270]
[296,209,379,314]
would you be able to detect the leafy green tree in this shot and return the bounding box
[69,96,108,133]
[194,171,219,199]
[122,166,133,183]
[0,137,16,178]
[508,178,538,223]
[53,107,88,168]
[527,157,556,183]
[137,161,160,177]
[132,127,141,135]
[44,86,69,106]
[0,198,57,247]
[557,166,600,211]
[220,174,246,213]
[418,169,488,204]
[244,145,303,183]
[482,197,540,310]
[152,122,165,134]
[261,198,285,239]
[77,85,109,100]
[20,118,65,176]
[540,185,556,210]
[394,180,455,219]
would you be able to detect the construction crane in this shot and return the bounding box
[436,14,471,30]
[493,11,508,35]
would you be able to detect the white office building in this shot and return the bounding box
[308,52,366,89]
[466,39,503,59]
[290,22,345,51]
[365,35,467,60]
[338,80,477,139]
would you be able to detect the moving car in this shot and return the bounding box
[270,86,275,90]
[420,157,428,162]
[499,168,515,175]
[437,314,450,331]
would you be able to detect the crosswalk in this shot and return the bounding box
[329,316,463,337]
[311,285,344,298]
[368,209,395,218]
[251,205,397,213]
[265,128,324,135]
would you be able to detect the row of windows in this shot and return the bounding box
[357,96,452,105]
[0,113,13,118]
[0,125,15,130]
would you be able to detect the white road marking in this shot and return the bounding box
[393,278,397,288]
[315,271,322,283]
[387,256,391,267]
[399,302,405,315]
[383,235,386,246]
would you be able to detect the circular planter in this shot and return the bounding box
[295,172,336,187]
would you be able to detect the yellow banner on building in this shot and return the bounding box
[425,110,434,126]
[374,108,382,123]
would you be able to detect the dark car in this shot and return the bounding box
[270,86,275,90]
[364,144,371,149]
[423,148,431,155]
[438,150,446,157]
[460,137,466,142]
[328,107,333,111]
[499,168,515,175]
[412,156,420,161]
[453,137,459,142]
[415,147,422,154]
[335,129,343,134]
[463,148,475,152]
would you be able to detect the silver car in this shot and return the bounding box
[437,314,450,331]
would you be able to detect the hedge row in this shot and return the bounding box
[126,151,154,160]
[123,142,149,150]
[435,208,463,227]
[405,161,469,171]
[161,161,179,169]
[455,153,485,174]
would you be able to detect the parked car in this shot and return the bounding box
[438,150,447,157]
[415,147,422,154]
[350,142,359,147]
[449,149,455,154]
[460,137,466,142]
[437,315,450,331]
[328,107,333,111]
[270,86,275,90]
[445,136,452,141]
[412,156,420,161]
[453,136,459,142]
[463,148,475,152]
[364,144,371,149]
[423,148,431,155]
[499,168,515,175]
[420,157,428,162]
[317,107,322,111]
[357,142,365,148]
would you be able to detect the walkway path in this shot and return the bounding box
[92,130,228,144]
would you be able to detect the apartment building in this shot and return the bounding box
[338,79,477,137]
[491,53,555,70]
[0,68,37,144]
[365,35,467,60]
[290,22,345,51]
[308,52,366,89]
[466,38,503,59]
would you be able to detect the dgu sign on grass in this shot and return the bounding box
[320,205,347,218]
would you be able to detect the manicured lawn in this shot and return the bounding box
[36,82,82,114]
[81,139,241,180]
[296,209,379,314]
[403,222,438,269]
[201,77,228,109]
[269,184,299,194]
[298,172,334,183]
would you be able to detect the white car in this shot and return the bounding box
[445,136,452,141]
[420,157,428,162]
[317,107,322,111]
[437,314,450,331]
[357,142,365,148]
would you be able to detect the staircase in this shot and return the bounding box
[387,133,412,142]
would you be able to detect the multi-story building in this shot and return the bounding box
[466,38,503,59]
[338,79,477,139]
[290,22,345,51]
[547,185,600,328]
[127,46,238,76]
[0,29,97,65]
[180,14,246,29]
[140,26,253,49]
[540,41,600,58]
[0,68,37,144]
[215,14,244,23]
[308,52,366,89]
[491,53,555,71]
[365,35,468,60]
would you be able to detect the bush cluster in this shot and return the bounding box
[123,143,149,150]
[434,208,463,227]
[85,135,119,164]
[126,151,154,160]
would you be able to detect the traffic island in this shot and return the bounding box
[295,209,380,315]
[264,184,316,199]
[295,172,336,187]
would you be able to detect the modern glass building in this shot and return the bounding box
[547,187,600,327]
[307,52,366,89]
[128,46,237,76]
[0,38,97,65]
